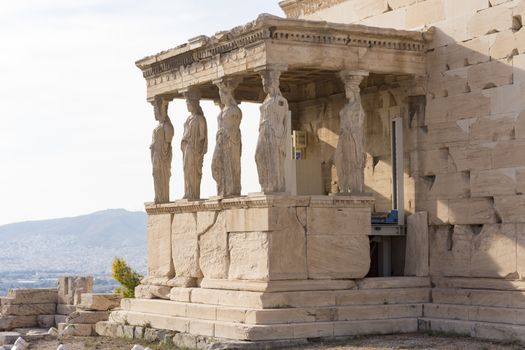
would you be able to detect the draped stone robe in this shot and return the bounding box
[255,94,289,193]
[212,105,242,197]
[150,117,174,203]
[334,96,365,193]
[181,113,208,199]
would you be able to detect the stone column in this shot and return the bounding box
[212,77,243,197]
[254,65,290,193]
[181,89,208,200]
[150,96,174,204]
[335,70,369,194]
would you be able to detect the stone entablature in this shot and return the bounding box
[136,15,429,102]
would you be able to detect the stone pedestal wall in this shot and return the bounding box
[142,194,373,292]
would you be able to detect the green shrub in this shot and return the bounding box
[112,257,143,298]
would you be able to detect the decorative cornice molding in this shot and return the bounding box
[279,0,347,19]
[136,14,429,81]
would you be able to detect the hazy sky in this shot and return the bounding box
[0,1,284,225]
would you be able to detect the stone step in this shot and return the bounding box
[169,287,430,309]
[200,276,430,292]
[433,277,525,291]
[107,311,418,341]
[424,303,525,325]
[432,288,525,308]
[1,303,56,316]
[4,289,58,304]
[0,315,37,330]
[120,298,423,324]
[355,277,430,290]
[78,293,121,311]
[419,317,525,343]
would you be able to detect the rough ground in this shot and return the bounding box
[28,333,525,350]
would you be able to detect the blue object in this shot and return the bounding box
[371,209,398,224]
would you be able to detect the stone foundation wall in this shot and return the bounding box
[144,194,372,291]
[289,0,525,279]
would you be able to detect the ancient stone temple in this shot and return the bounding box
[99,0,525,346]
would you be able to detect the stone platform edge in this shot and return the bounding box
[144,193,374,214]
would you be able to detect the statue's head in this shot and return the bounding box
[186,98,203,116]
[261,70,281,96]
[183,89,203,116]
[339,71,366,103]
[153,96,169,122]
[344,83,360,102]
[216,77,241,107]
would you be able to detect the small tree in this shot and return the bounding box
[112,257,143,298]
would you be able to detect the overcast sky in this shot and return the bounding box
[0,1,284,225]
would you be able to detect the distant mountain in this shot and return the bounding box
[0,209,147,276]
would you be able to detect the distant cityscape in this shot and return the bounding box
[0,270,120,296]
[0,209,147,296]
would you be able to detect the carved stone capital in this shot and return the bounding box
[213,77,242,105]
[339,70,368,101]
[213,76,242,88]
[149,95,172,117]
[339,70,368,87]
[254,64,288,74]
[150,96,173,128]
[256,65,288,98]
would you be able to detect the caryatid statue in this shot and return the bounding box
[255,66,290,193]
[181,90,208,200]
[150,96,174,204]
[334,70,369,193]
[212,78,243,197]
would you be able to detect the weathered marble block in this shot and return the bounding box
[5,289,58,305]
[78,293,121,311]
[66,310,110,324]
[404,212,429,277]
[147,213,174,279]
[0,315,37,330]
[0,302,56,316]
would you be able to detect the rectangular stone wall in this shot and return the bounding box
[144,195,372,289]
[294,0,525,279]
